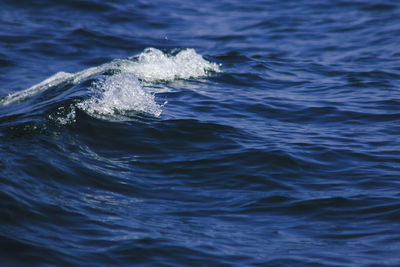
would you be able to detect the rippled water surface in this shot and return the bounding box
[1,0,400,266]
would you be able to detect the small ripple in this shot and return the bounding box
[361,3,398,12]
[0,56,14,68]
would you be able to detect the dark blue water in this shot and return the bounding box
[1,0,400,265]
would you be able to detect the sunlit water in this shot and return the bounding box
[1,0,400,266]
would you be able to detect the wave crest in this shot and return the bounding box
[0,48,220,122]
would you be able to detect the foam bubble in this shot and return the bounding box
[48,105,77,126]
[77,73,162,119]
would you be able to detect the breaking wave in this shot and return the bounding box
[0,48,221,123]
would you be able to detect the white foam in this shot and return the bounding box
[77,73,162,119]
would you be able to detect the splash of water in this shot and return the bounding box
[77,73,162,120]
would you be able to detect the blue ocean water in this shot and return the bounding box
[1,0,400,265]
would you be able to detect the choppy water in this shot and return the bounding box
[1,0,400,266]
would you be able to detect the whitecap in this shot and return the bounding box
[124,47,221,82]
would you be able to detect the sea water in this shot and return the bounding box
[0,0,400,266]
